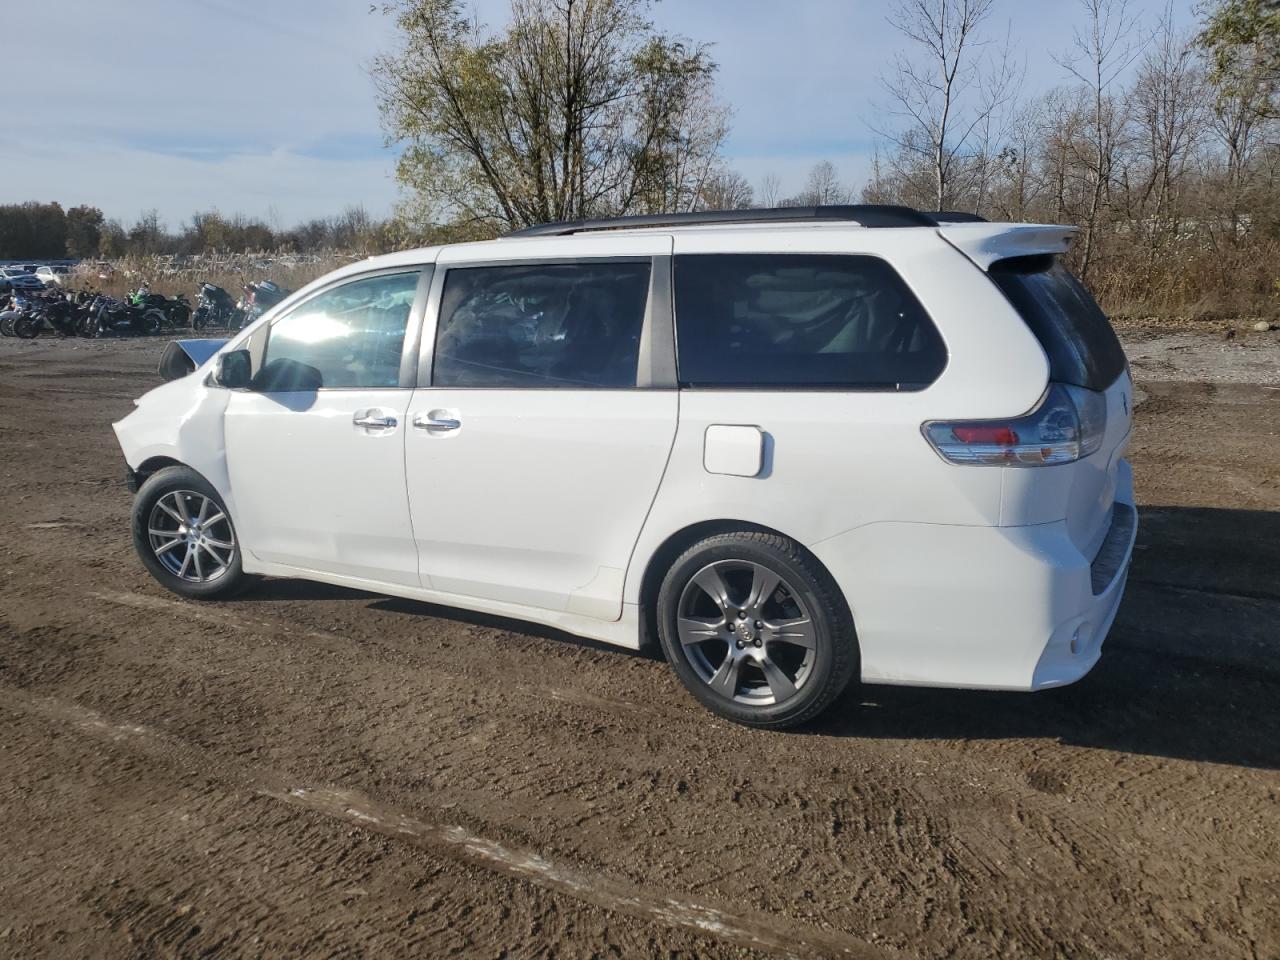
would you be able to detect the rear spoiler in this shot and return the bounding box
[937,223,1078,271]
[158,338,228,382]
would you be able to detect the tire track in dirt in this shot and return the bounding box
[2,683,897,960]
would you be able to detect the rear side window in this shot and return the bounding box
[989,258,1126,390]
[433,261,651,388]
[673,254,946,389]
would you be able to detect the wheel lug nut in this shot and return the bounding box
[754,637,762,647]
[754,620,762,629]
[738,611,746,619]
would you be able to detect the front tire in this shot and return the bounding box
[131,466,251,600]
[657,531,858,729]
[140,310,164,336]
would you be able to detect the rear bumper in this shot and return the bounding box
[811,460,1137,691]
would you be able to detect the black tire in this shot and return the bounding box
[0,314,16,337]
[140,310,163,336]
[131,466,253,600]
[13,315,41,339]
[657,531,858,729]
[191,307,207,331]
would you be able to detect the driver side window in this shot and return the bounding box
[260,271,419,390]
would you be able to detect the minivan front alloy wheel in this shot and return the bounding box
[147,490,236,583]
[658,532,858,728]
[131,466,251,599]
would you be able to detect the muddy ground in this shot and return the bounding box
[0,326,1277,959]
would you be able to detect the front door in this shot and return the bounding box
[224,268,427,587]
[405,246,677,620]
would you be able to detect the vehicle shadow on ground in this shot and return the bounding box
[814,505,1280,770]
[235,506,1279,770]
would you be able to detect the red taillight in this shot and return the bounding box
[923,383,1108,467]
[952,425,1019,446]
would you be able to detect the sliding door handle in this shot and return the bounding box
[413,412,461,432]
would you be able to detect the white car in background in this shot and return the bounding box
[34,265,70,286]
[0,267,44,292]
[112,205,1136,728]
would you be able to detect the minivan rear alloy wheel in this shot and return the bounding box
[131,466,252,599]
[657,532,858,728]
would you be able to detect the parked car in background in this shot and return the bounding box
[0,268,44,292]
[113,204,1136,729]
[34,265,70,286]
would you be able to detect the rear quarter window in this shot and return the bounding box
[989,257,1126,391]
[673,254,946,390]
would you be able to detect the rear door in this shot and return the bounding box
[988,258,1133,553]
[404,237,677,620]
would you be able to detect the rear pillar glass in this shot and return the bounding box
[989,258,1126,391]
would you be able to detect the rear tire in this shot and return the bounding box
[13,316,40,339]
[656,531,858,729]
[131,466,253,600]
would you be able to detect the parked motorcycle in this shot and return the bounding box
[191,282,243,330]
[85,295,159,337]
[237,279,287,331]
[0,294,21,337]
[13,292,80,339]
[129,281,191,331]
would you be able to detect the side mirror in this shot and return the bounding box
[250,357,323,393]
[214,349,253,389]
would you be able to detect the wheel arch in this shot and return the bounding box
[635,519,852,656]
[136,455,184,479]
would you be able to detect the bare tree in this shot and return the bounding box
[696,169,754,210]
[805,160,850,204]
[779,161,853,206]
[1131,11,1208,240]
[1055,0,1145,278]
[758,173,782,207]
[877,0,1013,210]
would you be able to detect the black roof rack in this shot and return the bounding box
[931,211,988,223]
[506,204,952,238]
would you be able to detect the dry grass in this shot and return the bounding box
[69,252,365,302]
[62,236,1280,323]
[1071,234,1280,321]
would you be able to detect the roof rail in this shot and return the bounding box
[505,204,942,238]
[931,211,988,223]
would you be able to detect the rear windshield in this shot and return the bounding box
[989,257,1126,391]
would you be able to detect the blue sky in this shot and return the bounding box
[5,0,1197,228]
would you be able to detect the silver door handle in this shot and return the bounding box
[414,414,461,431]
[354,414,397,429]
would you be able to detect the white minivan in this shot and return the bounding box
[114,206,1136,728]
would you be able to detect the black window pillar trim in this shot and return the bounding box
[398,265,435,390]
[637,254,676,389]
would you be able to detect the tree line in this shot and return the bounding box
[0,203,402,261]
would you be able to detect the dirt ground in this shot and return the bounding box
[0,325,1277,959]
